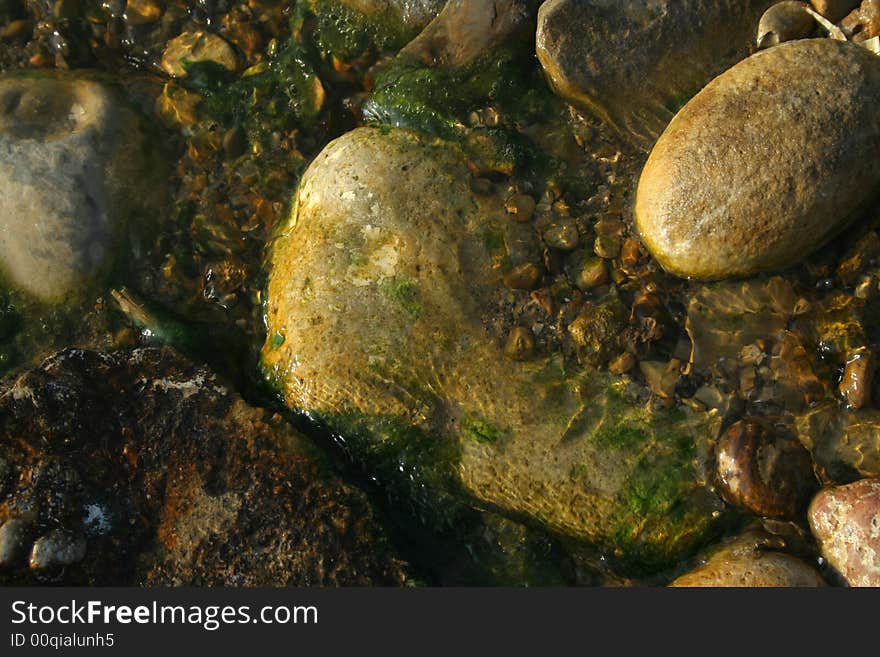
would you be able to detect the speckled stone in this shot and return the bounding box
[809,478,880,586]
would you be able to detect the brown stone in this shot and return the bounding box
[670,532,826,586]
[536,0,777,148]
[636,39,880,279]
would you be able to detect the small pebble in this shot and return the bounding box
[757,1,816,49]
[568,253,608,290]
[716,418,817,518]
[620,238,644,268]
[670,531,826,587]
[503,263,542,290]
[608,351,636,374]
[811,0,860,22]
[504,194,536,223]
[29,529,87,569]
[542,218,580,251]
[839,348,875,408]
[161,31,240,78]
[504,327,535,361]
[594,234,620,259]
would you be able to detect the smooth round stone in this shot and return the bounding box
[635,39,880,280]
[670,532,826,587]
[0,72,165,302]
[809,478,880,586]
[29,529,87,569]
[715,418,816,519]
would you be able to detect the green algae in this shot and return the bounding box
[380,278,422,318]
[462,416,504,444]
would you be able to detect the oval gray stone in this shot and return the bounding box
[0,72,166,302]
[29,529,87,569]
[635,39,880,280]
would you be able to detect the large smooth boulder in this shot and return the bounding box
[536,0,776,148]
[0,72,166,302]
[262,126,727,572]
[635,39,880,280]
[0,347,406,585]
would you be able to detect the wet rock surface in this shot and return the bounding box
[715,418,817,519]
[1,0,879,587]
[262,126,728,573]
[635,39,880,280]
[536,0,776,148]
[809,478,880,586]
[670,531,826,586]
[0,71,166,301]
[0,347,407,585]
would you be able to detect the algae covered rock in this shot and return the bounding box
[300,0,446,61]
[262,126,727,573]
[0,71,166,302]
[362,0,547,172]
[0,347,406,586]
[635,39,880,280]
[536,0,776,147]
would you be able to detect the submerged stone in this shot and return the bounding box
[670,530,826,586]
[0,71,166,302]
[0,347,406,585]
[536,0,777,148]
[262,126,727,573]
[635,39,880,280]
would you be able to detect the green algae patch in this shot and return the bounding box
[380,278,422,318]
[295,0,423,64]
[462,416,504,444]
[363,43,561,175]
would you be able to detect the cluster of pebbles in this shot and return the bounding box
[1,0,880,586]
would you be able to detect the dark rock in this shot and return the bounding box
[0,347,407,585]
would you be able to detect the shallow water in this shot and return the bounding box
[0,1,877,585]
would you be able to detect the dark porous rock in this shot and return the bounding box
[716,418,817,519]
[0,347,407,586]
[670,530,826,587]
[636,39,880,279]
[536,0,776,148]
[809,478,880,586]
